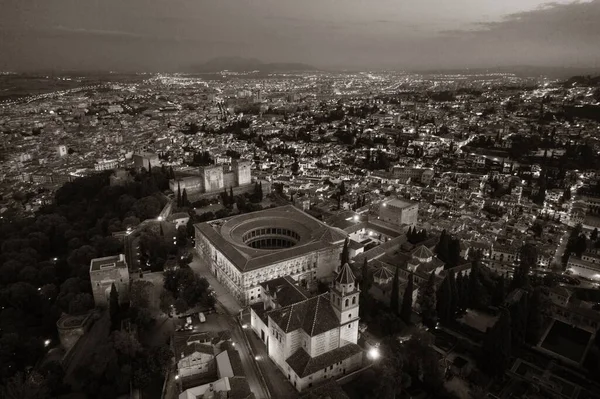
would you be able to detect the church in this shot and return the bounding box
[249,263,364,392]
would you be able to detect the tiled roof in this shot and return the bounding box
[286,343,363,378]
[301,381,350,399]
[268,294,340,337]
[195,205,347,273]
[228,377,255,399]
[412,245,434,259]
[176,342,214,359]
[373,266,393,280]
[335,263,356,285]
[260,276,310,308]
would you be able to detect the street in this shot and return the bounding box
[187,251,270,399]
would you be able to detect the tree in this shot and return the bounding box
[159,290,175,316]
[130,280,154,309]
[0,372,48,399]
[592,228,599,241]
[492,274,507,306]
[513,243,536,290]
[181,189,188,207]
[109,283,120,329]
[68,292,94,314]
[448,238,462,268]
[419,272,437,328]
[176,182,182,207]
[176,225,188,247]
[435,230,449,263]
[291,160,300,175]
[436,276,452,324]
[339,181,346,196]
[390,266,400,314]
[400,273,414,324]
[510,295,529,348]
[480,308,511,376]
[448,270,459,317]
[468,261,489,309]
[360,258,369,286]
[340,238,349,266]
[526,288,547,345]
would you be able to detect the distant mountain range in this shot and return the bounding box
[188,57,316,73]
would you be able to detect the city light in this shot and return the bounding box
[242,324,248,329]
[354,215,359,221]
[44,339,51,347]
[175,375,179,380]
[254,355,261,361]
[368,347,380,360]
[157,216,163,221]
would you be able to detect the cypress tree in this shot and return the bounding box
[448,238,462,268]
[169,165,175,179]
[390,266,400,314]
[455,272,464,312]
[480,308,511,376]
[177,182,182,208]
[591,228,598,241]
[436,230,449,263]
[148,160,152,174]
[420,272,437,328]
[526,288,545,345]
[436,277,452,324]
[182,188,188,207]
[229,187,234,204]
[492,274,507,306]
[510,295,528,348]
[361,258,370,288]
[340,238,350,266]
[400,272,414,324]
[448,270,458,317]
[109,283,120,329]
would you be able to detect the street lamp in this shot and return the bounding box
[368,347,380,360]
[44,339,51,347]
[157,216,163,221]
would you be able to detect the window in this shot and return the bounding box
[352,296,356,305]
[348,323,352,328]
[348,313,352,319]
[258,294,261,298]
[345,299,349,307]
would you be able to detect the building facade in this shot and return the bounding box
[169,160,253,196]
[195,206,347,305]
[378,198,419,227]
[89,254,130,307]
[249,264,363,392]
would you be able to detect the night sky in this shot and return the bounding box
[1,0,599,71]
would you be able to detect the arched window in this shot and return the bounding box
[345,299,349,307]
[352,296,356,305]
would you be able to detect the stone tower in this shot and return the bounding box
[330,263,360,346]
[233,160,252,187]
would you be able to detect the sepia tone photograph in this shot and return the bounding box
[1,1,600,399]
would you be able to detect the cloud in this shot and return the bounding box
[447,0,599,40]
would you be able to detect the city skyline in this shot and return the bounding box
[1,0,599,72]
